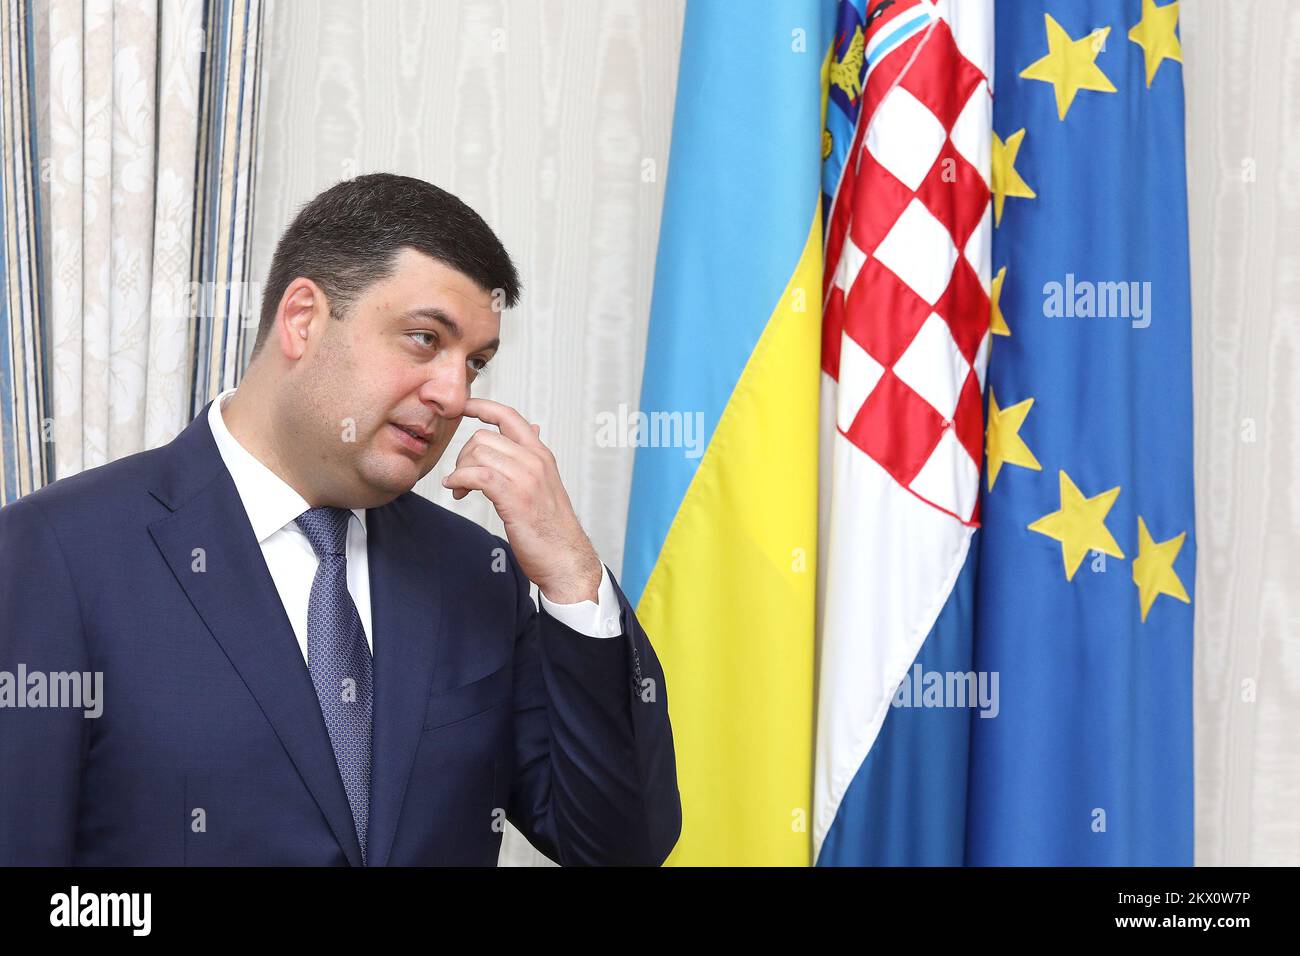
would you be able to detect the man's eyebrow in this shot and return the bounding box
[399,307,499,352]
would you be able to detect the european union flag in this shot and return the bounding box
[967,0,1195,864]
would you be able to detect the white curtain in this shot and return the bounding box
[41,0,266,478]
[45,0,200,471]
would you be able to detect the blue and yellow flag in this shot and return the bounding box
[968,0,1195,864]
[622,1,833,865]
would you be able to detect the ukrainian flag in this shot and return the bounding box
[622,1,834,865]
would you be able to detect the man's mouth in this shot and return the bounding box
[389,422,431,455]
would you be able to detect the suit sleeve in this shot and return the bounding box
[0,497,90,865]
[502,540,682,865]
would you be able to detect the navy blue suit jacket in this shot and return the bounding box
[0,404,681,865]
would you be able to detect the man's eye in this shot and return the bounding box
[469,357,490,375]
[408,332,438,348]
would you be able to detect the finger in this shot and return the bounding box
[462,429,547,481]
[454,435,533,482]
[455,427,533,472]
[461,397,540,449]
[441,465,505,502]
[454,444,523,489]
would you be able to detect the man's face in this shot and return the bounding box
[285,247,501,507]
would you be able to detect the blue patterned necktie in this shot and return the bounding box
[295,506,373,865]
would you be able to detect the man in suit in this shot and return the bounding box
[0,173,681,866]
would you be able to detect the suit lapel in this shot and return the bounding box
[364,498,443,868]
[147,406,365,866]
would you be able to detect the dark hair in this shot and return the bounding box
[253,173,521,356]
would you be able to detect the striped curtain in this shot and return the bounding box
[0,0,267,505]
[0,0,48,501]
[189,0,267,416]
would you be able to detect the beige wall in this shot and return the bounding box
[250,0,1299,866]
[1182,0,1300,867]
[251,0,684,584]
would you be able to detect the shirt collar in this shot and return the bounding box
[207,387,367,545]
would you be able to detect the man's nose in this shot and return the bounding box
[418,358,471,420]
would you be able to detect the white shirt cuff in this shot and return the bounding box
[538,563,622,638]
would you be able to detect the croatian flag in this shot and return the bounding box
[815,0,993,865]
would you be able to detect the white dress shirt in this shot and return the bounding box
[206,388,622,664]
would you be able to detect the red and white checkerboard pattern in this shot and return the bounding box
[822,13,992,524]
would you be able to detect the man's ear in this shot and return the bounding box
[274,278,327,360]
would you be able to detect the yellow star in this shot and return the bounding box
[1132,516,1190,622]
[985,388,1041,491]
[1029,471,1125,581]
[1128,0,1182,88]
[1019,14,1117,121]
[992,129,1036,226]
[991,265,1010,336]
